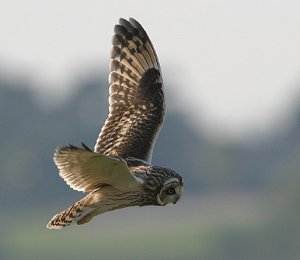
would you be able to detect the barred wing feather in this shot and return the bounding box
[94,18,165,162]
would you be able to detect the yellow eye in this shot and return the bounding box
[166,187,176,195]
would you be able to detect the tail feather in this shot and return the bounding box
[47,198,94,229]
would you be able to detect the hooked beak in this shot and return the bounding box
[173,195,180,204]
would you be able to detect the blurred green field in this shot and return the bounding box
[2,192,294,260]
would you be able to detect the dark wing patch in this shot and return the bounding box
[94,18,165,162]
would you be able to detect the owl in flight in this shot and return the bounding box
[47,18,184,229]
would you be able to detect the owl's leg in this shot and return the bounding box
[77,211,95,225]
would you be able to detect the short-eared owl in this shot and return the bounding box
[47,18,183,229]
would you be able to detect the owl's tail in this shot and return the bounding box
[47,194,95,229]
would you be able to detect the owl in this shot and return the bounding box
[47,18,184,229]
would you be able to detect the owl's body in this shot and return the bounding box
[47,18,183,229]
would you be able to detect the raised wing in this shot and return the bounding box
[94,18,165,162]
[54,144,141,192]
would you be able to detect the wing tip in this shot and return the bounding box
[54,143,92,153]
[53,143,93,165]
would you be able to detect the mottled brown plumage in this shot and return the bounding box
[47,18,183,230]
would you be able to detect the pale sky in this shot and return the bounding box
[1,0,300,142]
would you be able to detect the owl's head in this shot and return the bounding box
[137,166,184,206]
[157,176,183,206]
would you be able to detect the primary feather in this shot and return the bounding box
[94,18,165,163]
